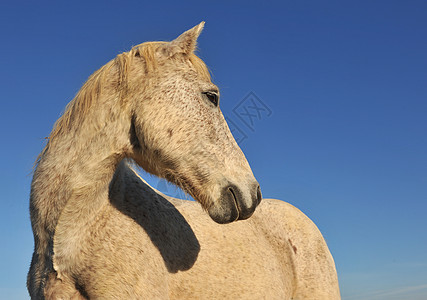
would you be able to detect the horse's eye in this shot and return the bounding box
[203,91,219,107]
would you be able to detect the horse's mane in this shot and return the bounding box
[36,42,210,166]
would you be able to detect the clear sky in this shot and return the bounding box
[1,1,426,299]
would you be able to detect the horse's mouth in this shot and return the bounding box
[207,183,261,224]
[228,186,240,221]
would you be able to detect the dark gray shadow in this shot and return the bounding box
[109,164,200,273]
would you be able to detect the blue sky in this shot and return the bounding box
[1,1,426,299]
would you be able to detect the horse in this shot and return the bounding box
[28,22,340,299]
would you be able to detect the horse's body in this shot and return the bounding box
[44,162,340,299]
[28,23,340,299]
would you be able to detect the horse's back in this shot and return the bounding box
[164,198,339,299]
[252,199,341,299]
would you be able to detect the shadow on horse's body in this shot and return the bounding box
[109,162,201,274]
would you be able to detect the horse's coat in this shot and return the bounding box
[28,23,340,299]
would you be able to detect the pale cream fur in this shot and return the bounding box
[28,22,340,299]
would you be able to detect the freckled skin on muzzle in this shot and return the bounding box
[208,183,262,224]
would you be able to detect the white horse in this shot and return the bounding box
[28,22,340,299]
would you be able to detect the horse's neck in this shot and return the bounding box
[31,109,131,274]
[52,153,123,275]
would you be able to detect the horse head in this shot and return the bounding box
[123,23,261,223]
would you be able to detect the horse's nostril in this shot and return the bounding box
[256,185,262,205]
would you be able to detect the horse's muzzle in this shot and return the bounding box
[208,182,262,224]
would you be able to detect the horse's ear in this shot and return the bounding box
[168,22,205,56]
